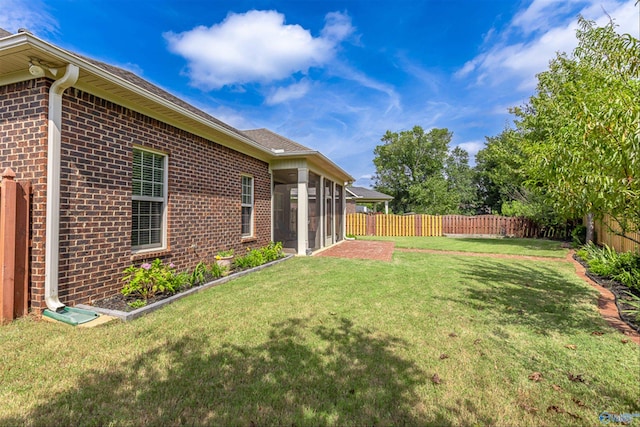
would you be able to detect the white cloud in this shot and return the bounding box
[321,11,356,42]
[457,140,485,159]
[331,62,402,114]
[164,10,354,90]
[0,0,57,35]
[456,0,637,92]
[265,80,311,105]
[510,0,580,36]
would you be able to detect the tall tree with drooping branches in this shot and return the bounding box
[514,16,640,243]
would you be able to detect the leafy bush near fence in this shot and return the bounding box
[577,242,640,292]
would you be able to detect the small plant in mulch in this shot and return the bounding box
[127,299,147,309]
[575,243,640,331]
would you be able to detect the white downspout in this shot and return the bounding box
[44,64,79,312]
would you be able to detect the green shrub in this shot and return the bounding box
[234,249,264,269]
[621,291,640,322]
[612,252,640,291]
[577,243,640,292]
[208,261,226,279]
[571,225,587,246]
[234,242,284,270]
[261,241,284,263]
[122,259,183,300]
[189,261,208,287]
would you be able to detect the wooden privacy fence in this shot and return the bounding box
[442,215,538,237]
[0,168,30,323]
[346,214,542,238]
[594,215,640,253]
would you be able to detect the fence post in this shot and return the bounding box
[14,181,29,317]
[0,168,17,322]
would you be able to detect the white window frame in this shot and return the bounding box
[132,146,168,253]
[241,175,254,238]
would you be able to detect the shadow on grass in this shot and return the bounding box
[451,257,601,335]
[1,317,448,426]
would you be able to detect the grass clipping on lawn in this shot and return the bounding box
[0,238,637,426]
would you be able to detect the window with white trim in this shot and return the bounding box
[241,175,254,237]
[132,148,167,251]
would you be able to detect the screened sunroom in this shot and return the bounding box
[244,129,353,255]
[272,168,347,255]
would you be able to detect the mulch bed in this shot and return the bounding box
[90,272,222,313]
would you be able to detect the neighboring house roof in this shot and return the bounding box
[0,28,353,183]
[347,186,393,202]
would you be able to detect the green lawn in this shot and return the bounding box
[359,235,569,258]
[0,240,636,426]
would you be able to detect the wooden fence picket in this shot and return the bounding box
[346,213,544,239]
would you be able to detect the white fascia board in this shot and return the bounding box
[274,151,354,184]
[0,70,33,86]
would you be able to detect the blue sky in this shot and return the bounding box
[2,0,638,187]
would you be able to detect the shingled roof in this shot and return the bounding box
[76,54,249,140]
[347,186,393,201]
[242,128,312,153]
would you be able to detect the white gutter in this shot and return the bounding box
[44,64,79,312]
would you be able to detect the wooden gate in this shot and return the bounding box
[0,168,31,323]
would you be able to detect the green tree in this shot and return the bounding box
[373,126,474,214]
[446,147,477,214]
[474,128,564,227]
[513,17,640,243]
[474,128,527,213]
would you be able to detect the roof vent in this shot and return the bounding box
[271,148,285,154]
[17,28,32,34]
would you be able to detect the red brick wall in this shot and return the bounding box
[57,88,272,306]
[2,80,272,310]
[0,79,49,310]
[346,199,357,215]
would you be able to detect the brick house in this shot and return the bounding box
[0,28,352,313]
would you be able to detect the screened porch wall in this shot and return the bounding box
[308,172,321,251]
[271,165,348,255]
[272,169,299,253]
